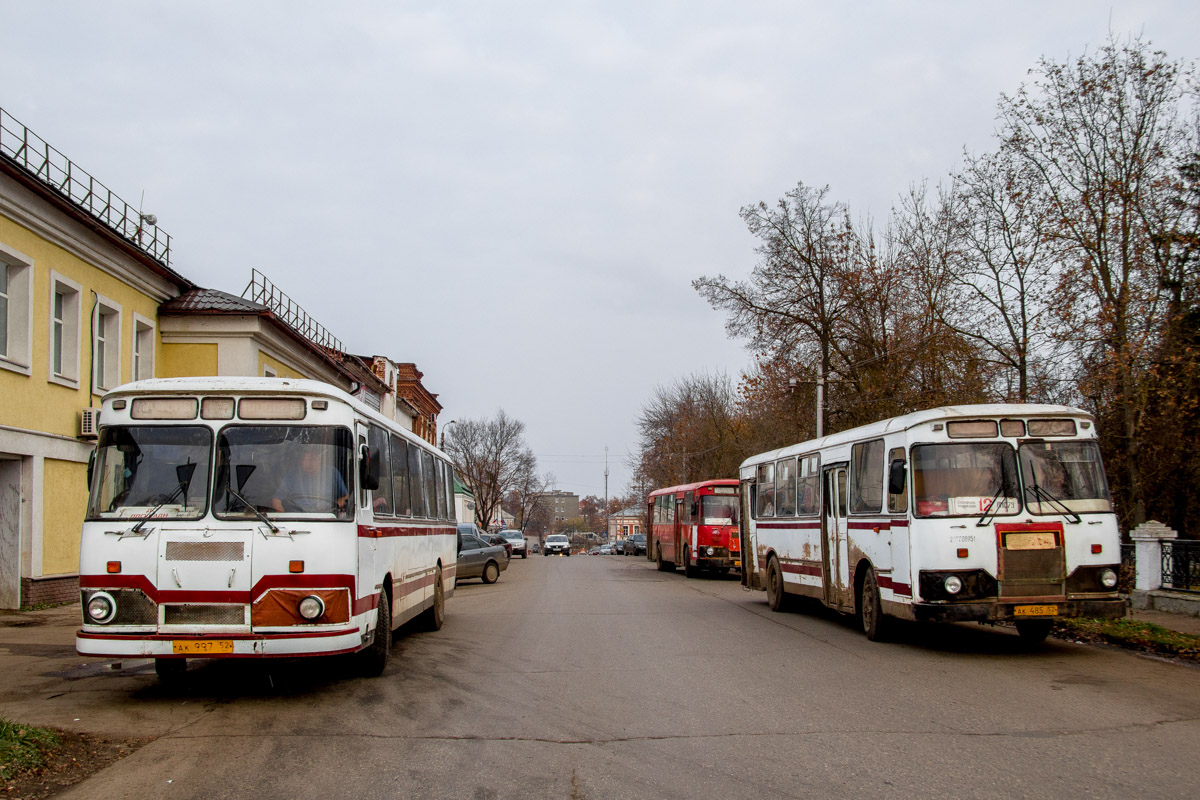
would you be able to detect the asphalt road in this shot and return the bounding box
[3,554,1200,799]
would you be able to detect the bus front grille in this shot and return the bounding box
[998,547,1065,598]
[165,541,244,562]
[163,604,246,626]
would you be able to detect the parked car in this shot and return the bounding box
[625,534,647,556]
[543,534,571,556]
[499,529,528,558]
[599,544,614,555]
[612,539,625,555]
[484,532,513,558]
[456,524,509,584]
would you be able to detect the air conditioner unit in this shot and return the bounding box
[79,408,101,439]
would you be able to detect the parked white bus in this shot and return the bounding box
[739,404,1125,642]
[76,377,456,679]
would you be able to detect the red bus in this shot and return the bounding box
[647,480,741,577]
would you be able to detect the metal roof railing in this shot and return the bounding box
[0,106,171,265]
[242,268,344,352]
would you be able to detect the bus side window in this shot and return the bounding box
[684,491,695,524]
[368,425,392,515]
[887,447,908,513]
[756,463,775,517]
[391,435,411,516]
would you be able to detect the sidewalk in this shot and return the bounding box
[1128,605,1200,637]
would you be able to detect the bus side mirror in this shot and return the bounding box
[86,450,96,489]
[360,445,381,491]
[888,460,906,495]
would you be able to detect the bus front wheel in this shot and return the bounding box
[359,590,391,676]
[155,658,186,683]
[1015,619,1052,644]
[683,546,697,579]
[766,556,790,612]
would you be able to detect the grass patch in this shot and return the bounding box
[0,717,60,780]
[1055,617,1200,659]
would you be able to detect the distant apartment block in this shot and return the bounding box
[537,490,580,522]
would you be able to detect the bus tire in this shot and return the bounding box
[359,590,391,677]
[482,560,500,584]
[655,545,674,572]
[859,568,890,642]
[683,546,696,579]
[417,566,445,632]
[1015,620,1052,644]
[766,556,790,612]
[155,657,186,683]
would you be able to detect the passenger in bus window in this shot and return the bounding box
[272,448,349,514]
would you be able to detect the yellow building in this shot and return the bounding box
[0,107,193,607]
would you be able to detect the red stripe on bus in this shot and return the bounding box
[756,521,821,530]
[877,575,912,596]
[780,562,823,577]
[357,524,456,538]
[80,573,358,605]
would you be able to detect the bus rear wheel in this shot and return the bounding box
[1015,619,1052,644]
[655,545,674,572]
[859,568,890,642]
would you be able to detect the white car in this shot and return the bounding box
[543,534,571,556]
[500,529,527,558]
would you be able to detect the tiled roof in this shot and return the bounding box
[159,288,268,314]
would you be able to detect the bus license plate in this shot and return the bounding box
[733,560,741,567]
[172,640,234,655]
[1014,605,1058,617]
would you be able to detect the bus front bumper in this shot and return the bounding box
[908,597,1127,624]
[76,627,365,659]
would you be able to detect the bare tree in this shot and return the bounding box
[442,410,536,532]
[997,34,1197,525]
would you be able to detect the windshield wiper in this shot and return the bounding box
[1024,459,1082,524]
[130,461,198,534]
[225,485,280,533]
[976,482,1011,527]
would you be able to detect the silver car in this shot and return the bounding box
[456,524,509,584]
[500,529,528,558]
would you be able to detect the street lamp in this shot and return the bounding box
[439,419,457,450]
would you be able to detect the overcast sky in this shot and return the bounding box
[3,2,1198,498]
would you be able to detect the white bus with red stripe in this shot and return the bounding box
[738,404,1126,643]
[76,377,456,679]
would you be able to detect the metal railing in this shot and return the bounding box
[1161,540,1200,593]
[242,268,344,352]
[0,107,171,265]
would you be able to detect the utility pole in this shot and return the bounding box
[603,446,609,541]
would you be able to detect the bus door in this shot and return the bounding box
[822,464,850,611]
[740,478,758,589]
[674,495,686,562]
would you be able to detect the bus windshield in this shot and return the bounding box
[1019,440,1112,514]
[701,494,739,526]
[912,442,1019,518]
[86,426,212,521]
[213,426,354,520]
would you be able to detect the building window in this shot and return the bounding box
[0,244,33,375]
[131,314,155,381]
[48,272,82,387]
[93,296,121,391]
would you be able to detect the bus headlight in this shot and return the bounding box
[86,591,117,624]
[297,595,325,620]
[1099,569,1118,589]
[943,575,964,595]
[706,547,715,556]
